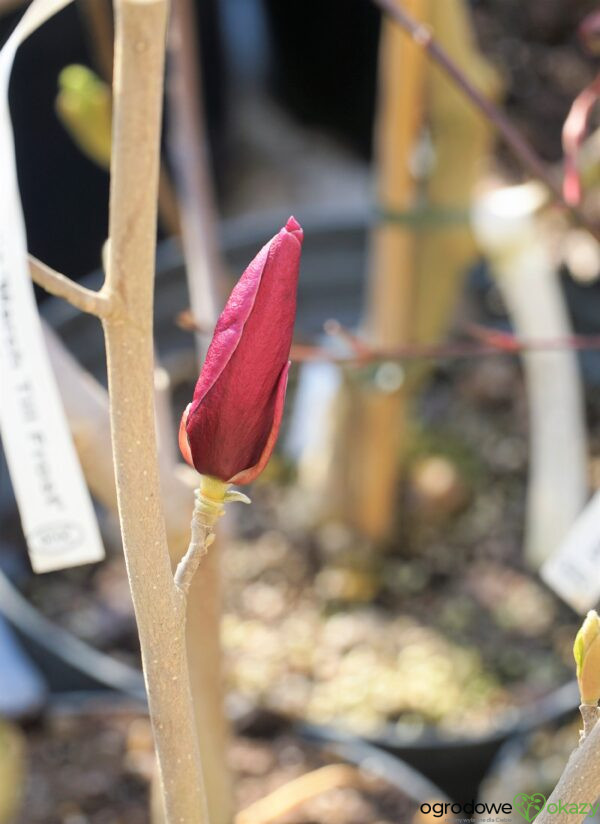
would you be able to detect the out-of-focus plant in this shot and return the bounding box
[55,62,180,236]
[0,720,24,824]
[535,614,600,824]
[55,64,112,167]
[562,10,600,207]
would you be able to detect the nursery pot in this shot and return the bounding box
[0,205,586,803]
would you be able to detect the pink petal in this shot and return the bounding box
[229,361,290,484]
[178,404,193,467]
[185,218,302,481]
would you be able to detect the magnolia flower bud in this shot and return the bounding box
[574,610,600,705]
[179,217,303,484]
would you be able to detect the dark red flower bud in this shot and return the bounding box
[179,217,303,484]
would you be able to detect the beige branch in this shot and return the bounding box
[29,255,112,317]
[174,522,214,594]
[235,764,362,824]
[43,319,229,824]
[99,0,208,820]
[173,483,248,596]
[579,703,600,743]
[536,720,600,824]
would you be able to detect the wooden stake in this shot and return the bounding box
[328,0,428,539]
[326,0,498,541]
[413,0,500,349]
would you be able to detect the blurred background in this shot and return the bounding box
[2,0,600,822]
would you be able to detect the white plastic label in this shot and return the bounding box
[541,490,600,614]
[0,0,105,572]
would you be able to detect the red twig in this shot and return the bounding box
[178,311,600,364]
[290,326,600,364]
[370,0,597,235]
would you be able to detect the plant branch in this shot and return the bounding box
[536,719,600,824]
[371,0,594,229]
[101,0,207,820]
[579,703,600,743]
[174,519,214,595]
[29,255,112,317]
[167,0,222,357]
[164,7,234,820]
[174,481,249,596]
[173,485,221,595]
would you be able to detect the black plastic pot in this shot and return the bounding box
[0,206,586,803]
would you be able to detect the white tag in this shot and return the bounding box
[0,0,104,572]
[541,491,600,614]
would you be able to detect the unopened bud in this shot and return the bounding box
[574,610,600,704]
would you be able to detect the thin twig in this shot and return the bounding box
[180,311,600,364]
[174,522,214,595]
[166,7,232,816]
[167,0,221,356]
[174,480,249,596]
[77,0,114,82]
[291,330,600,364]
[289,333,600,364]
[174,487,219,595]
[579,703,600,743]
[29,255,112,317]
[371,0,596,233]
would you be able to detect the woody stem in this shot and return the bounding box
[579,703,600,743]
[100,0,208,820]
[536,718,600,824]
[174,489,222,595]
[174,478,251,598]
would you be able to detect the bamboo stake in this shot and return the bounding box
[325,0,498,540]
[413,0,500,349]
[100,0,207,819]
[327,0,428,539]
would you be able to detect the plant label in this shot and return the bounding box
[0,0,104,572]
[541,490,600,614]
